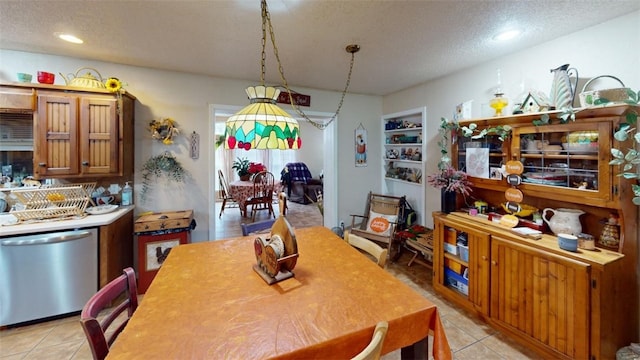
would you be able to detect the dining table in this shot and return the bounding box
[107,226,451,359]
[229,180,281,217]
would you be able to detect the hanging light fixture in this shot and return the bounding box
[224,0,359,150]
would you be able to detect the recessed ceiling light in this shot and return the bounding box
[55,33,84,44]
[493,29,522,42]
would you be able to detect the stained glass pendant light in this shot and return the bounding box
[225,85,300,150]
[224,0,359,150]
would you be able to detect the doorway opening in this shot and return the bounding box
[208,105,337,240]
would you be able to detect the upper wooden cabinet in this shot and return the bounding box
[35,92,119,177]
[452,105,636,209]
[1,83,135,180]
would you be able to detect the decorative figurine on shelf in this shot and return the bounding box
[599,213,621,250]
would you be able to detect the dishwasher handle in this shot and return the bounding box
[1,230,93,246]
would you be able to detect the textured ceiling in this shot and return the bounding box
[1,0,639,96]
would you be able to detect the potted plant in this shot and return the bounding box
[232,157,251,181]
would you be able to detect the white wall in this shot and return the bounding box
[383,10,640,229]
[0,50,382,241]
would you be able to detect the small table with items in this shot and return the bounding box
[228,180,280,217]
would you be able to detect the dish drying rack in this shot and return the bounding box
[10,185,91,222]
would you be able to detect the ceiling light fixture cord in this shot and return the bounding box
[261,0,358,130]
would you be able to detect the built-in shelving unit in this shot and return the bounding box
[381,107,426,224]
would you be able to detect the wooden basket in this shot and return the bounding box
[10,185,90,221]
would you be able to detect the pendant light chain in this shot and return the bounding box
[261,0,357,130]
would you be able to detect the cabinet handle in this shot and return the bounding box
[481,255,488,261]
[82,161,89,166]
[491,260,497,266]
[38,162,46,167]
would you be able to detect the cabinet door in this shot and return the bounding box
[35,94,79,177]
[79,96,118,175]
[433,216,490,314]
[512,121,611,204]
[490,236,590,359]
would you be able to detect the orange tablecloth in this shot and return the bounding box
[229,180,280,216]
[107,226,451,359]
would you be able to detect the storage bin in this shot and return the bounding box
[445,258,464,274]
[444,242,458,255]
[445,268,469,296]
[458,243,469,262]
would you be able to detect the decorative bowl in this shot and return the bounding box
[558,233,578,252]
[17,73,32,82]
[562,142,597,154]
[541,144,563,155]
[37,71,55,84]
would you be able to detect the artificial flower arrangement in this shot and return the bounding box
[427,163,473,196]
[149,118,180,145]
[104,77,125,93]
[248,162,267,175]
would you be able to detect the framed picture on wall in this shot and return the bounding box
[355,124,367,167]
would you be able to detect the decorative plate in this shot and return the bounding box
[85,204,119,215]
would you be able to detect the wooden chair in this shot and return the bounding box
[241,218,276,236]
[349,192,404,259]
[80,267,138,360]
[218,170,239,218]
[345,230,388,268]
[351,321,389,360]
[245,171,275,221]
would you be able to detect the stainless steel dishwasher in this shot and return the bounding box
[0,228,98,326]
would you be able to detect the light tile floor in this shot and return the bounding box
[0,201,538,359]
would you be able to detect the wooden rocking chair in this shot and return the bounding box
[349,192,404,260]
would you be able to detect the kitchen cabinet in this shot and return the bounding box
[99,208,134,287]
[433,215,490,315]
[35,92,120,177]
[433,212,631,359]
[382,107,426,225]
[0,83,135,181]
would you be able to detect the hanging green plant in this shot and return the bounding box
[140,152,188,203]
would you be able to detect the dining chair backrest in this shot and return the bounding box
[241,218,276,236]
[218,170,232,198]
[80,267,138,360]
[351,321,389,360]
[253,171,275,199]
[345,230,388,268]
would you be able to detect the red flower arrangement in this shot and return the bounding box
[248,162,267,175]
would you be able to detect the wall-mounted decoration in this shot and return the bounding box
[190,131,199,159]
[149,118,180,145]
[355,124,367,167]
[140,151,188,203]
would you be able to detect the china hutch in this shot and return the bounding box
[432,105,638,359]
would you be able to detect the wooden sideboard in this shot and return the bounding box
[433,105,639,359]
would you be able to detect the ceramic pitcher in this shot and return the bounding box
[542,208,584,235]
[549,64,578,110]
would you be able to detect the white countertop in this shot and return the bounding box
[0,206,135,237]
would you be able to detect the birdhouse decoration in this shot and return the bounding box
[515,91,552,114]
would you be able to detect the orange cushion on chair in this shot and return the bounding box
[365,211,397,237]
